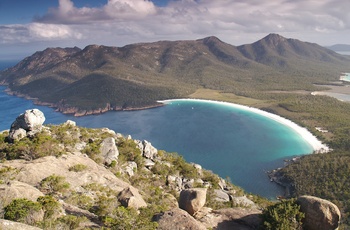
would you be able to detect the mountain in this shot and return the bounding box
[326,44,350,52]
[238,34,348,67]
[1,33,349,116]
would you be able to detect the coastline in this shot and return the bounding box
[2,86,165,116]
[159,98,329,154]
[1,83,329,153]
[340,72,350,82]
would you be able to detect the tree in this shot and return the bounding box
[262,199,304,230]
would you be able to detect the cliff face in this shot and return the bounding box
[0,109,341,229]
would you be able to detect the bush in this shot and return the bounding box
[92,195,119,217]
[39,174,70,195]
[37,195,60,219]
[68,164,88,172]
[118,139,144,167]
[4,198,42,225]
[65,192,93,210]
[56,215,87,229]
[102,206,158,230]
[262,199,304,230]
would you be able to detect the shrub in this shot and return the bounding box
[262,198,305,230]
[1,131,62,160]
[0,166,19,184]
[56,215,87,229]
[102,206,158,230]
[68,164,88,172]
[201,170,220,188]
[39,174,70,195]
[92,195,119,217]
[4,198,42,225]
[118,139,144,167]
[65,192,93,210]
[37,195,60,219]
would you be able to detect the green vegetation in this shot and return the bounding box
[280,151,350,225]
[101,206,158,229]
[39,175,70,196]
[0,131,62,160]
[68,164,88,172]
[37,195,60,219]
[117,138,144,167]
[65,192,93,210]
[4,198,42,225]
[262,199,304,230]
[0,166,18,184]
[1,34,348,113]
[261,93,350,227]
[3,79,350,228]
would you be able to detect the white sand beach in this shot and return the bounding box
[340,73,350,82]
[159,98,329,153]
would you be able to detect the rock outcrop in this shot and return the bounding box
[197,208,262,230]
[297,195,341,230]
[100,137,119,165]
[154,208,207,230]
[8,109,45,141]
[179,188,207,216]
[136,140,158,160]
[0,181,44,206]
[118,186,147,209]
[0,219,42,230]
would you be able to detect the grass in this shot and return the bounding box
[188,88,268,106]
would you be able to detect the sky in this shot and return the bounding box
[0,0,349,60]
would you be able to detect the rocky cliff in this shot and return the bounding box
[0,109,341,229]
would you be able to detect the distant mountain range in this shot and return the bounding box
[1,33,349,116]
[326,44,350,52]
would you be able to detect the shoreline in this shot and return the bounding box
[159,98,329,154]
[1,84,329,153]
[340,72,350,82]
[1,85,165,116]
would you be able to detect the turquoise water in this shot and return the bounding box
[341,73,350,82]
[0,61,314,199]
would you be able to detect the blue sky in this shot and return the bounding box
[1,0,349,60]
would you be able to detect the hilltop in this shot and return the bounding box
[0,34,349,116]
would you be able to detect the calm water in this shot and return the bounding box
[0,61,313,199]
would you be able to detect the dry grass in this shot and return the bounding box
[188,88,266,106]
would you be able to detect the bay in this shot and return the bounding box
[0,61,314,199]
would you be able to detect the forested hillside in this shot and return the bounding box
[0,34,349,115]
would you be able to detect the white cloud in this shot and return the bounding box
[35,0,157,24]
[28,23,82,40]
[105,0,157,17]
[1,0,350,59]
[0,25,31,44]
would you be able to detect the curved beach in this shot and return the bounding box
[159,98,329,153]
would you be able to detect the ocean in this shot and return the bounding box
[0,60,313,199]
